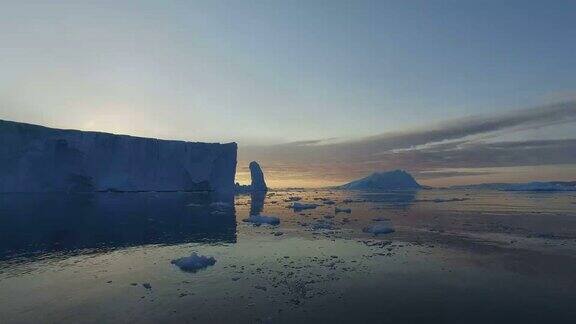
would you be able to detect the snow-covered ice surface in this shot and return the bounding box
[0,120,237,193]
[2,188,576,323]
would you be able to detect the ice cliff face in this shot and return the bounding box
[0,120,237,193]
[339,170,421,190]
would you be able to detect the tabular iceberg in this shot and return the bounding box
[0,120,237,193]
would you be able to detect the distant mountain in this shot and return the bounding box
[339,170,421,190]
[451,181,576,192]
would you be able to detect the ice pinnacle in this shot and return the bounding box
[249,161,267,191]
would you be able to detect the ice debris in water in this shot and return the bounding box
[311,220,334,230]
[243,214,280,226]
[290,202,319,211]
[335,207,351,213]
[363,223,395,235]
[171,253,217,273]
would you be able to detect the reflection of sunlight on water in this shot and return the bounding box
[1,189,576,323]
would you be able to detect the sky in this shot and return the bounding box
[1,0,576,187]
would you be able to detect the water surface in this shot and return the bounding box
[1,189,575,323]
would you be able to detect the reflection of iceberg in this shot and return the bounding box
[353,190,417,209]
[0,191,236,261]
[249,191,266,216]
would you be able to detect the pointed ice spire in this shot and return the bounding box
[249,161,267,191]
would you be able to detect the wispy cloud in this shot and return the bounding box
[240,101,576,185]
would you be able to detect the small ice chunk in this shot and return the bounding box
[335,207,351,213]
[284,196,302,202]
[290,202,319,211]
[363,223,395,235]
[171,253,217,273]
[243,214,280,226]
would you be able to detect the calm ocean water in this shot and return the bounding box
[1,189,575,323]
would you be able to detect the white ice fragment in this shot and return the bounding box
[171,253,217,273]
[363,223,395,235]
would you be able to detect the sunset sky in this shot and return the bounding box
[2,1,576,187]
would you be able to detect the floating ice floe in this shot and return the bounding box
[363,223,395,235]
[335,207,351,213]
[171,253,217,273]
[284,196,302,202]
[243,214,280,226]
[290,202,319,211]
